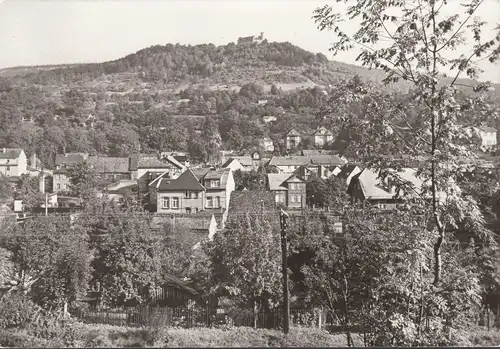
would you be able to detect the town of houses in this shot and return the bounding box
[0,124,498,247]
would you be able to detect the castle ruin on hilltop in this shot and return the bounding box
[237,32,265,45]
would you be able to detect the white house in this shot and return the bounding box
[259,137,275,152]
[284,129,302,150]
[312,127,334,147]
[0,148,27,177]
[477,126,497,150]
[221,156,256,172]
[464,125,497,151]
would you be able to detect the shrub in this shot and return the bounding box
[0,329,53,348]
[0,293,41,330]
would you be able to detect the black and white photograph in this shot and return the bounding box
[0,0,500,347]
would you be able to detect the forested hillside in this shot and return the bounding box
[0,40,499,168]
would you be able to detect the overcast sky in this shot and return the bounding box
[0,0,499,82]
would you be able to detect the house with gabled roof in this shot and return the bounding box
[148,167,235,219]
[268,155,346,174]
[0,148,27,178]
[267,173,306,209]
[196,168,235,214]
[137,154,186,193]
[221,152,263,172]
[476,126,497,151]
[284,129,302,150]
[259,137,275,152]
[87,156,137,181]
[336,164,362,186]
[312,127,334,147]
[222,156,253,172]
[53,153,89,192]
[347,167,452,210]
[152,168,206,214]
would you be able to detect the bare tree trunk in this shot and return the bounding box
[253,299,258,329]
[341,284,353,347]
[416,264,424,341]
[63,300,69,318]
[429,0,446,287]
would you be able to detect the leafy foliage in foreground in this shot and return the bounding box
[298,208,483,346]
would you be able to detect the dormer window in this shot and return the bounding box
[209,180,220,188]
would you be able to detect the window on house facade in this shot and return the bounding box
[290,195,296,203]
[64,184,67,190]
[215,197,220,208]
[191,191,198,199]
[280,194,285,203]
[6,166,10,171]
[210,180,220,188]
[289,183,295,190]
[206,196,213,208]
[185,190,190,198]
[297,195,302,203]
[275,194,280,203]
[171,197,179,209]
[162,197,169,209]
[57,184,61,190]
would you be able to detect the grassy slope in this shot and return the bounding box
[0,324,352,347]
[2,322,499,347]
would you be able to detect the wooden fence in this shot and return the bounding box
[70,306,327,329]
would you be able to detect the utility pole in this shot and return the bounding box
[279,208,290,334]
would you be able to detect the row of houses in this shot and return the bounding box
[222,149,346,173]
[283,127,334,149]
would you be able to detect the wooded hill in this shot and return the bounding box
[2,40,499,95]
[0,40,499,169]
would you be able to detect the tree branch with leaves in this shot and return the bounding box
[313,0,500,285]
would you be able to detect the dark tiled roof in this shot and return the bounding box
[479,126,497,133]
[0,148,22,160]
[157,168,206,191]
[204,168,226,180]
[337,164,359,179]
[301,149,336,156]
[312,127,333,136]
[309,155,345,166]
[138,155,184,169]
[231,156,254,167]
[285,128,301,137]
[55,153,88,166]
[88,156,131,173]
[138,157,171,168]
[191,167,212,180]
[203,169,231,188]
